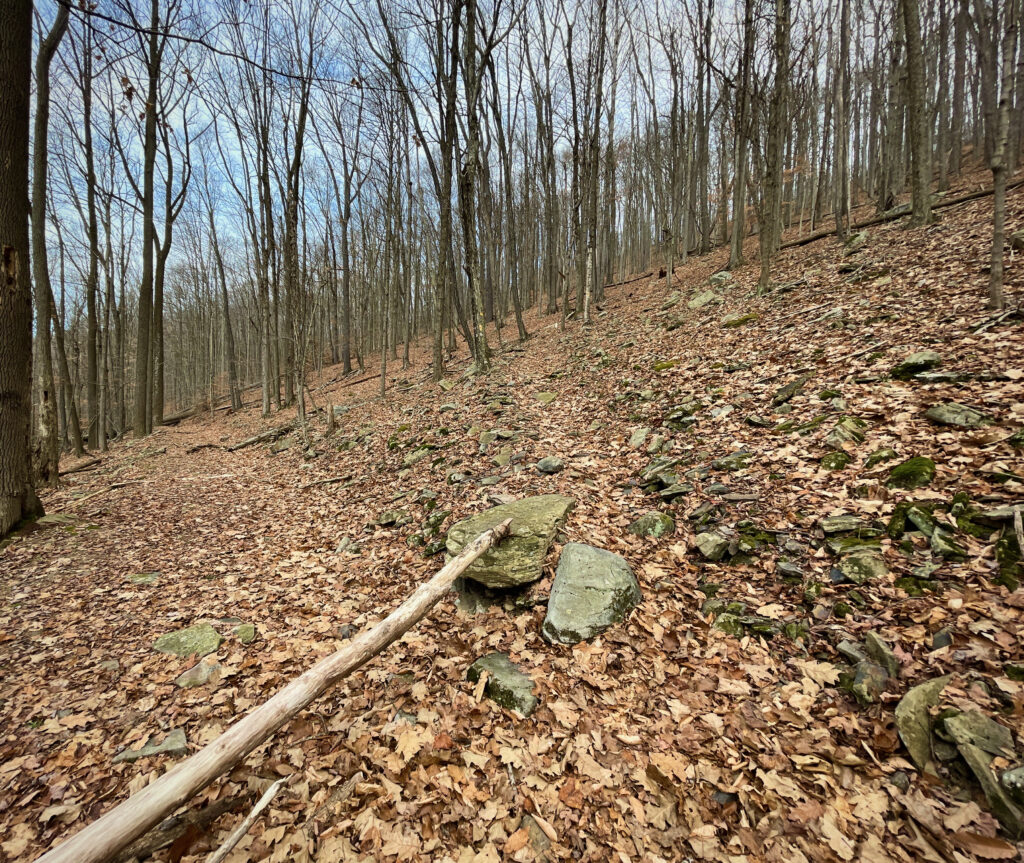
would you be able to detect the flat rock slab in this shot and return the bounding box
[446,494,575,588]
[153,623,223,658]
[542,543,642,644]
[113,728,187,764]
[467,652,538,716]
[925,402,991,429]
[175,660,222,689]
[628,511,675,538]
[895,676,949,772]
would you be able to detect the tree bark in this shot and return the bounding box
[902,0,932,225]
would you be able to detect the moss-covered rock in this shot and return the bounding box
[825,416,867,449]
[628,511,675,538]
[712,613,744,637]
[772,374,812,406]
[866,447,899,468]
[688,290,721,310]
[446,494,575,588]
[695,531,730,561]
[836,551,888,583]
[892,350,942,379]
[925,402,991,429]
[887,456,936,489]
[466,652,538,716]
[153,623,223,658]
[542,543,642,644]
[721,312,758,328]
[821,451,852,471]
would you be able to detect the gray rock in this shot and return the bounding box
[959,743,1024,838]
[403,447,433,468]
[153,623,223,658]
[466,652,538,716]
[708,271,733,287]
[542,544,642,644]
[233,623,256,644]
[821,451,852,471]
[895,676,949,772]
[446,494,575,588]
[113,728,188,764]
[175,660,222,689]
[930,529,967,558]
[712,450,752,471]
[820,515,866,534]
[865,447,899,468]
[925,402,991,429]
[695,532,729,561]
[825,416,867,449]
[628,511,675,538]
[838,551,888,583]
[864,632,900,677]
[536,456,565,474]
[1002,767,1024,808]
[628,427,650,448]
[688,289,721,310]
[837,640,867,664]
[892,351,942,380]
[943,711,1014,756]
[772,374,812,406]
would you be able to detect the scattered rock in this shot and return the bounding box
[113,729,188,764]
[712,613,744,637]
[864,632,899,677]
[721,312,758,328]
[628,511,675,538]
[851,661,888,705]
[153,623,223,658]
[446,494,574,588]
[628,427,650,448]
[895,676,949,772]
[542,544,642,644]
[403,447,433,468]
[959,743,1024,838]
[688,289,721,310]
[772,374,811,406]
[820,515,866,534]
[129,572,159,585]
[887,456,936,489]
[943,710,1014,755]
[1003,767,1024,807]
[175,660,222,689]
[233,623,256,644]
[661,291,682,311]
[825,416,867,449]
[930,628,953,650]
[925,402,991,429]
[708,271,733,287]
[466,652,538,716]
[536,456,564,474]
[821,451,851,471]
[892,350,942,379]
[836,551,888,583]
[535,392,557,405]
[695,531,730,561]
[712,450,752,471]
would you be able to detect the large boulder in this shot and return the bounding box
[446,494,574,588]
[542,543,642,644]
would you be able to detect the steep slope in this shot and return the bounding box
[1,181,1022,862]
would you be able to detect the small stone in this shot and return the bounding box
[175,660,222,689]
[821,451,852,471]
[825,416,867,449]
[628,511,675,539]
[930,529,966,558]
[646,434,666,454]
[708,271,733,287]
[661,292,682,311]
[820,515,866,534]
[466,652,538,716]
[535,392,557,405]
[1003,767,1024,808]
[851,661,888,705]
[864,632,900,677]
[721,312,758,328]
[403,447,433,468]
[930,628,953,650]
[943,711,1015,755]
[888,771,911,792]
[712,450,752,471]
[97,659,120,675]
[695,532,730,561]
[153,624,223,658]
[772,374,812,406]
[688,289,720,309]
[536,456,564,474]
[837,640,867,664]
[924,402,991,429]
[887,456,936,490]
[113,728,188,764]
[628,427,650,448]
[712,613,744,637]
[776,560,803,578]
[837,551,888,583]
[129,572,159,585]
[233,623,256,644]
[892,351,942,380]
[959,743,1024,837]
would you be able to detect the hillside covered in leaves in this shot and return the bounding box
[2,180,1023,863]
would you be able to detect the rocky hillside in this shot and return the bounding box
[1,180,1023,862]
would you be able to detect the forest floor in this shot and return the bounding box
[2,174,1024,863]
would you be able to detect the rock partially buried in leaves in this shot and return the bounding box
[628,511,675,538]
[467,652,538,716]
[153,623,223,658]
[233,623,256,644]
[536,456,564,474]
[113,728,188,764]
[837,551,888,583]
[821,451,851,471]
[866,447,898,468]
[887,456,936,489]
[446,494,574,588]
[688,289,721,310]
[925,402,991,429]
[892,350,942,379]
[825,416,867,450]
[895,676,949,773]
[959,743,1024,838]
[175,660,222,689]
[772,374,811,406]
[542,543,642,644]
[535,392,557,405]
[695,531,729,561]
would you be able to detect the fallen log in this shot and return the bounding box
[226,425,293,452]
[59,457,101,476]
[780,178,1024,251]
[34,518,512,863]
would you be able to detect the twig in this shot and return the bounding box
[1014,506,1023,557]
[299,476,352,490]
[205,779,286,863]
[186,443,223,454]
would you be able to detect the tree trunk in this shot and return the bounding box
[0,0,42,536]
[902,0,932,225]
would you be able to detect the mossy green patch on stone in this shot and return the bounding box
[866,447,898,468]
[721,312,758,328]
[153,623,223,658]
[466,652,538,716]
[821,451,852,471]
[233,623,256,644]
[892,350,942,379]
[628,511,675,539]
[887,456,936,490]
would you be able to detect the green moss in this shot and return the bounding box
[887,456,936,490]
[821,451,852,471]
